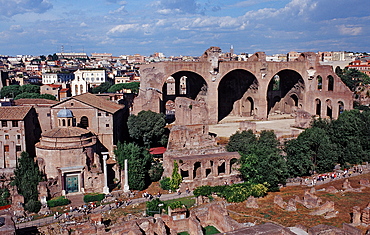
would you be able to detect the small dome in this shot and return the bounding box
[57,108,73,118]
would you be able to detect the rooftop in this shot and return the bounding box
[0,106,32,120]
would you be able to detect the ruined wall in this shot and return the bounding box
[134,47,353,123]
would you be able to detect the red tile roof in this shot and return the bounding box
[53,93,124,114]
[0,106,32,120]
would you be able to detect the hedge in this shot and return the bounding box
[83,193,105,203]
[47,196,71,207]
[193,183,268,203]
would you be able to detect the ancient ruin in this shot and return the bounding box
[134,47,353,123]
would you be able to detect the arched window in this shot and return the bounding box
[80,85,83,94]
[317,76,322,90]
[338,101,344,116]
[272,75,280,91]
[326,99,332,118]
[328,75,334,91]
[80,116,89,128]
[62,119,66,126]
[315,99,321,116]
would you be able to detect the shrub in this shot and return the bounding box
[146,198,164,216]
[160,177,171,190]
[193,185,214,197]
[24,199,41,213]
[168,201,183,209]
[149,163,164,182]
[47,196,71,207]
[84,193,105,203]
[170,161,182,191]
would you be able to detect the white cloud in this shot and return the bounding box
[80,22,88,27]
[0,0,52,18]
[338,25,362,36]
[108,24,139,34]
[9,25,24,33]
[109,5,127,14]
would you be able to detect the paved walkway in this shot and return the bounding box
[16,191,194,229]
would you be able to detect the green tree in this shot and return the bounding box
[0,85,21,98]
[114,142,152,190]
[91,81,113,94]
[127,110,168,147]
[20,84,40,94]
[170,160,182,191]
[227,130,287,190]
[285,127,339,176]
[108,82,140,94]
[12,152,43,207]
[0,188,10,206]
[337,68,370,91]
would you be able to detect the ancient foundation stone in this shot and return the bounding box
[246,196,259,209]
[274,195,287,209]
[309,201,335,216]
[325,186,338,194]
[285,198,297,212]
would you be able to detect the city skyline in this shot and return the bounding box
[0,0,369,57]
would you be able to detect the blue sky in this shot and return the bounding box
[0,0,369,57]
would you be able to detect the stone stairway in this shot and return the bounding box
[66,193,85,207]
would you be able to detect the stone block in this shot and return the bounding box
[325,186,338,194]
[309,201,335,216]
[285,198,297,212]
[274,195,287,209]
[245,196,259,209]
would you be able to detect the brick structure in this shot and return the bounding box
[0,106,41,169]
[134,47,353,123]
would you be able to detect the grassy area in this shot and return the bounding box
[177,232,190,235]
[165,196,196,208]
[203,226,220,235]
[227,172,370,233]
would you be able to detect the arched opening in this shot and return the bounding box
[218,69,258,121]
[193,162,201,179]
[326,99,332,118]
[80,116,89,128]
[181,169,189,179]
[328,75,334,91]
[316,99,321,116]
[241,97,254,117]
[230,158,238,174]
[338,101,344,116]
[317,75,322,90]
[165,100,175,124]
[79,85,83,94]
[161,71,207,123]
[218,161,226,175]
[267,70,304,116]
[62,119,66,126]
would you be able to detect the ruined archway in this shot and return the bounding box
[161,71,207,122]
[218,69,258,121]
[267,69,304,116]
[326,99,332,118]
[316,98,321,116]
[338,101,344,116]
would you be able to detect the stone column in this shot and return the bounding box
[362,207,370,225]
[102,152,110,194]
[123,159,130,192]
[352,206,361,225]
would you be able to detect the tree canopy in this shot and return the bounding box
[108,82,140,94]
[14,92,56,100]
[285,110,370,177]
[91,81,113,94]
[114,142,152,191]
[12,152,43,204]
[336,68,370,91]
[127,110,168,148]
[227,130,288,190]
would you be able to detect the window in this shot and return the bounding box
[4,145,9,152]
[106,124,109,127]
[17,134,20,140]
[16,145,21,152]
[5,135,9,140]
[70,103,74,106]
[106,113,109,116]
[98,113,102,116]
[47,113,51,117]
[1,121,7,127]
[12,121,18,127]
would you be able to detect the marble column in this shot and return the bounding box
[124,159,130,192]
[102,152,110,194]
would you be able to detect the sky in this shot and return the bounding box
[0,0,369,57]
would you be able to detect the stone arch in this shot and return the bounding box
[230,158,238,174]
[161,71,207,120]
[326,99,332,118]
[218,69,258,121]
[267,69,304,116]
[338,101,344,116]
[241,97,254,117]
[193,162,201,179]
[80,116,89,128]
[328,75,334,91]
[317,75,323,90]
[315,98,321,116]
